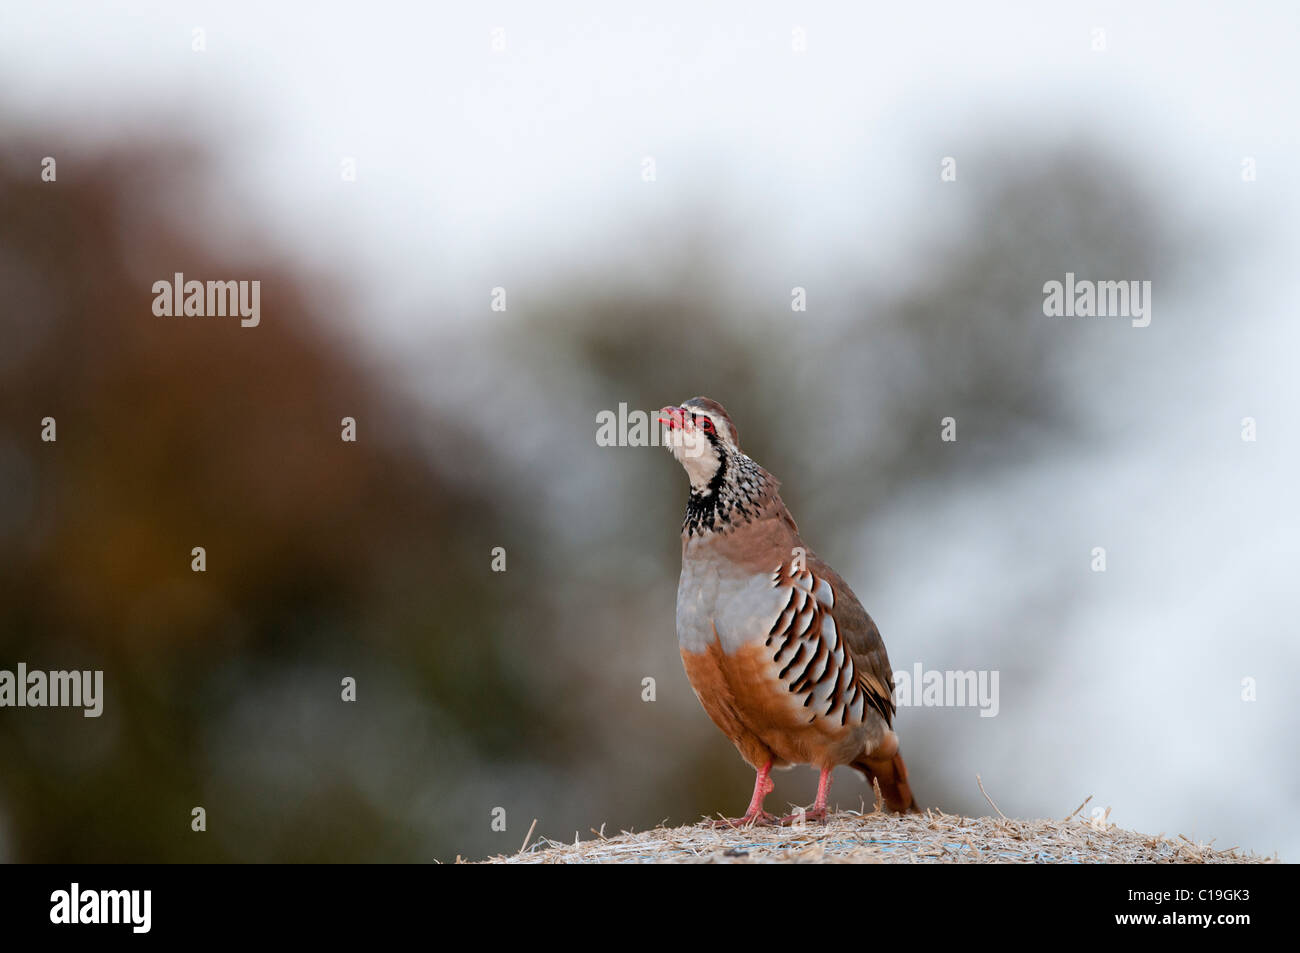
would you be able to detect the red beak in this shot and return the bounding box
[658,406,686,430]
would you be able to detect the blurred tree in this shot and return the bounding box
[0,132,550,861]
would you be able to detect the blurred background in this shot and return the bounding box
[1,1,1297,862]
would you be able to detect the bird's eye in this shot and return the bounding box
[699,418,714,432]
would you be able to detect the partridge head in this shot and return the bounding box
[660,397,919,826]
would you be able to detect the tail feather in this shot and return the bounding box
[853,751,920,814]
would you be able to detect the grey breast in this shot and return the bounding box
[677,538,789,656]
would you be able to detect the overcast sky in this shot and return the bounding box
[3,1,1297,337]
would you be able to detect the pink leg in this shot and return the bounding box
[780,767,833,825]
[710,761,778,828]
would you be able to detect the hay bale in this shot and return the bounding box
[475,809,1275,864]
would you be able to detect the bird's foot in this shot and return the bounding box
[709,811,779,829]
[778,806,829,826]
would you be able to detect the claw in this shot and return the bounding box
[778,807,829,826]
[710,811,779,829]
[708,761,777,829]
[777,766,834,826]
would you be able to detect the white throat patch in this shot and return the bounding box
[665,427,721,491]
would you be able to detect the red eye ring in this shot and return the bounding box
[699,418,714,432]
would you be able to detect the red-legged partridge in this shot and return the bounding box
[660,397,919,826]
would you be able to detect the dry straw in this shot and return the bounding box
[478,806,1274,865]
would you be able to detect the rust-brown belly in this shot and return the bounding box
[681,639,866,770]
